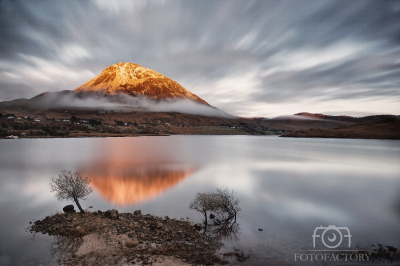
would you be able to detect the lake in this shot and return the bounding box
[0,135,399,265]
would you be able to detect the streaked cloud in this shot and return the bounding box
[0,0,399,116]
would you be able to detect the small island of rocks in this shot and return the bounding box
[29,208,249,266]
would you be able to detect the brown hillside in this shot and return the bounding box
[281,118,400,139]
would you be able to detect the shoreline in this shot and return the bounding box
[5,133,170,139]
[2,132,280,139]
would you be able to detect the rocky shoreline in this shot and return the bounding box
[29,209,247,265]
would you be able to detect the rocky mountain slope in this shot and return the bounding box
[74,62,208,105]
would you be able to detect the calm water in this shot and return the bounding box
[0,136,399,265]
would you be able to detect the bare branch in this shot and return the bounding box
[189,187,241,221]
[50,170,94,213]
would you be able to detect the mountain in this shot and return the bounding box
[0,62,217,116]
[74,62,208,105]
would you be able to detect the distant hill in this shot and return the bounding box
[294,112,396,123]
[254,112,399,131]
[281,117,400,139]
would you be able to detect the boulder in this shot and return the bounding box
[63,205,76,213]
[125,239,138,248]
[105,209,119,220]
[144,214,153,220]
[150,222,164,230]
[194,224,202,231]
[133,210,141,215]
[132,222,140,229]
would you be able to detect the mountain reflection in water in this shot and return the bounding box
[82,162,196,205]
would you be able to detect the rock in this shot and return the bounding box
[150,222,164,230]
[105,209,119,220]
[89,206,93,208]
[258,228,263,231]
[63,205,76,213]
[98,210,102,214]
[132,222,139,229]
[210,213,215,219]
[134,210,141,215]
[125,239,138,248]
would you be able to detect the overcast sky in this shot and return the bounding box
[0,0,399,117]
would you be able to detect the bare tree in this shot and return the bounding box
[50,170,93,213]
[189,191,220,224]
[214,188,241,220]
[189,187,241,226]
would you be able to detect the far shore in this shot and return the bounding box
[2,109,398,140]
[281,117,400,140]
[4,133,170,139]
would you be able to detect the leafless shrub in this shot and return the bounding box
[208,214,241,241]
[50,170,93,213]
[189,187,241,224]
[214,187,241,219]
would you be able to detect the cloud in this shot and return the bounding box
[28,92,233,118]
[0,0,399,117]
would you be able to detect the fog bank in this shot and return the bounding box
[32,92,233,118]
